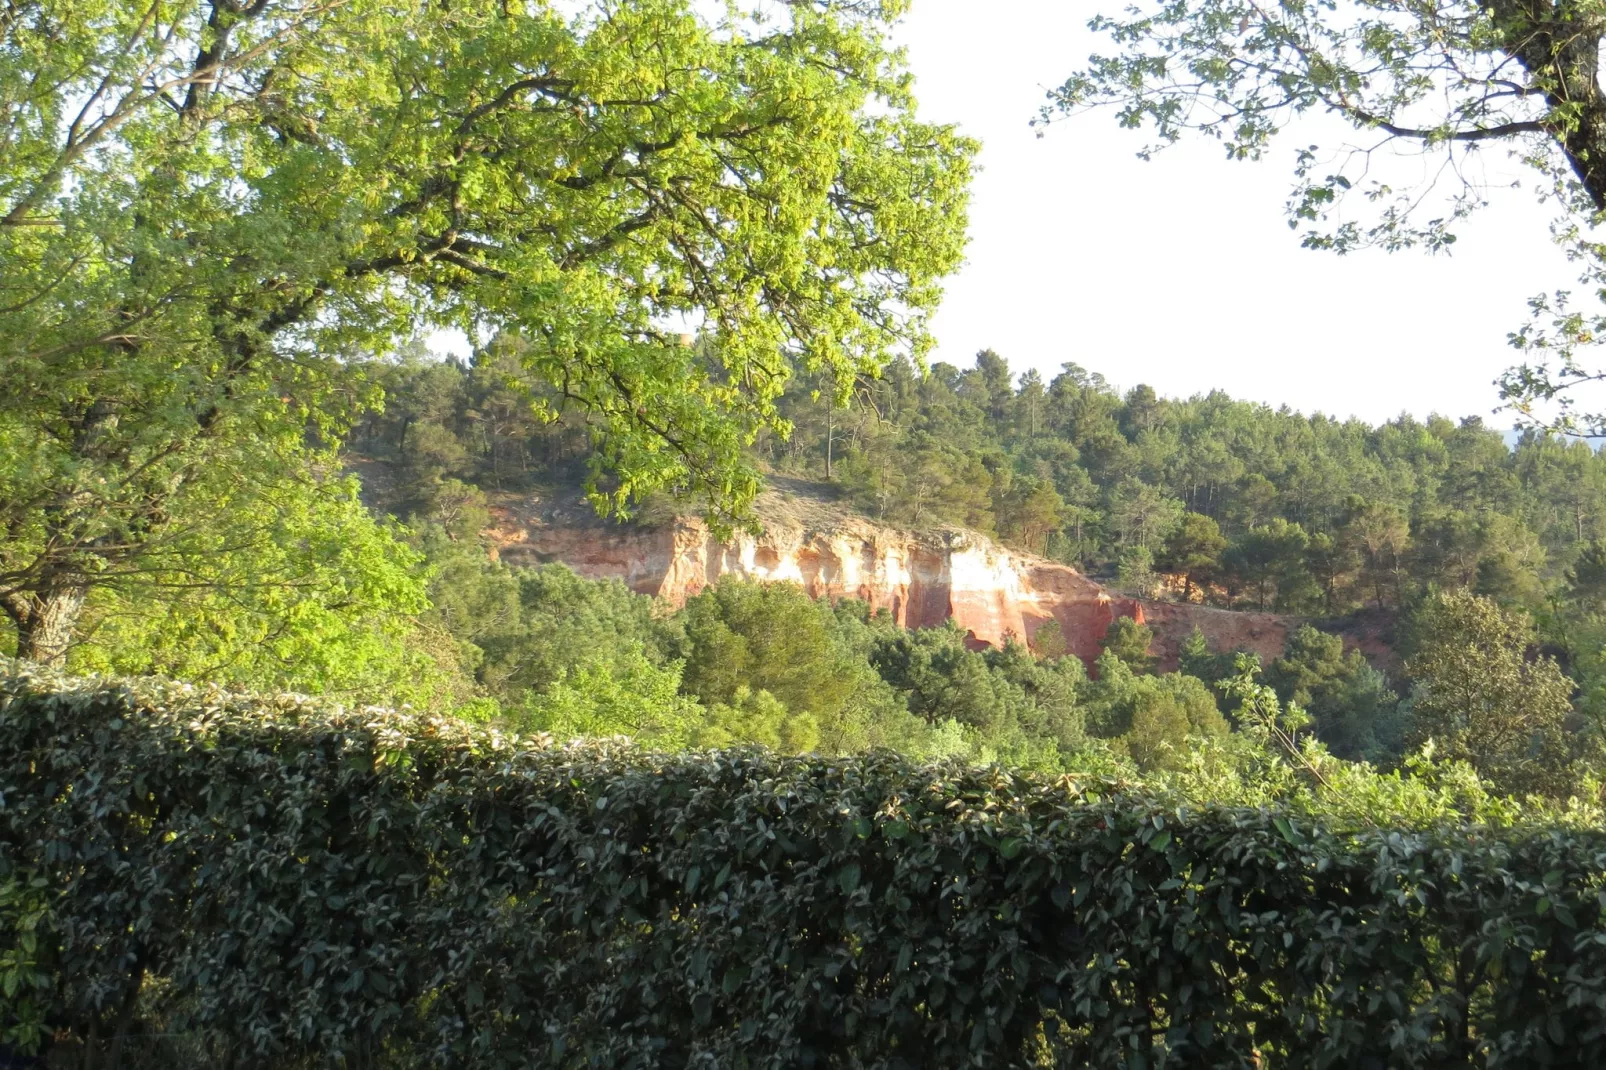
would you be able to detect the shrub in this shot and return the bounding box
[4,662,1606,1068]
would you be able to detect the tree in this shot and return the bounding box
[1031,618,1069,661]
[1469,514,1549,607]
[1055,0,1606,223]
[697,686,821,755]
[1116,545,1159,599]
[984,638,1086,753]
[1050,463,1103,565]
[1107,477,1182,552]
[970,349,1015,426]
[1404,591,1578,797]
[425,479,492,544]
[1304,531,1359,614]
[65,476,450,707]
[1120,677,1228,772]
[1344,502,1411,610]
[1159,512,1226,602]
[1080,650,1226,769]
[932,454,999,534]
[1177,626,1236,688]
[1051,0,1606,429]
[1015,369,1047,441]
[871,622,1012,731]
[1224,520,1314,612]
[1268,625,1400,760]
[1228,475,1280,532]
[1570,539,1606,610]
[1120,691,1193,772]
[865,622,1081,767]
[0,0,974,664]
[474,563,679,701]
[679,581,864,724]
[520,646,704,750]
[1001,477,1065,554]
[1101,615,1156,674]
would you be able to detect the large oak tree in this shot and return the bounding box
[0,0,974,664]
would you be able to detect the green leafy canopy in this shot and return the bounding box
[0,0,975,662]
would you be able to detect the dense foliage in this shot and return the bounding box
[0,0,973,666]
[1405,590,1579,797]
[26,326,1603,795]
[365,348,1606,619]
[422,546,1091,771]
[7,664,1606,1069]
[311,527,1599,811]
[352,345,1606,774]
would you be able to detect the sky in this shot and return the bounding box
[892,1,1584,426]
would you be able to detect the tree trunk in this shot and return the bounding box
[824,404,834,480]
[14,583,88,667]
[1488,0,1606,209]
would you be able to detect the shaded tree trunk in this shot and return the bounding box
[5,582,88,667]
[1489,0,1606,209]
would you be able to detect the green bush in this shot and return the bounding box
[5,662,1606,1068]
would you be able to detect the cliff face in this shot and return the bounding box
[491,493,1295,670]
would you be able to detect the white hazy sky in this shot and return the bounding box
[894,0,1581,425]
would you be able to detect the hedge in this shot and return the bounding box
[3,663,1606,1068]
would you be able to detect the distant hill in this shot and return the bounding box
[481,474,1396,674]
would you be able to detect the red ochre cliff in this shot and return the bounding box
[488,484,1295,671]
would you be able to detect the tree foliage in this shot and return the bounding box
[1101,615,1157,673]
[373,346,1606,635]
[0,0,974,664]
[1269,624,1401,760]
[1405,590,1580,796]
[1160,511,1226,601]
[347,344,1606,792]
[1050,0,1606,433]
[1083,652,1229,770]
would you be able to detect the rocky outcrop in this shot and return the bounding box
[489,488,1295,670]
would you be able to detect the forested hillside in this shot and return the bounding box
[358,344,1606,620]
[262,345,1583,792]
[14,295,1603,788]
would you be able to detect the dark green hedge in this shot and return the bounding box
[3,664,1606,1068]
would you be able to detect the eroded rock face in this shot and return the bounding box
[491,505,1294,670]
